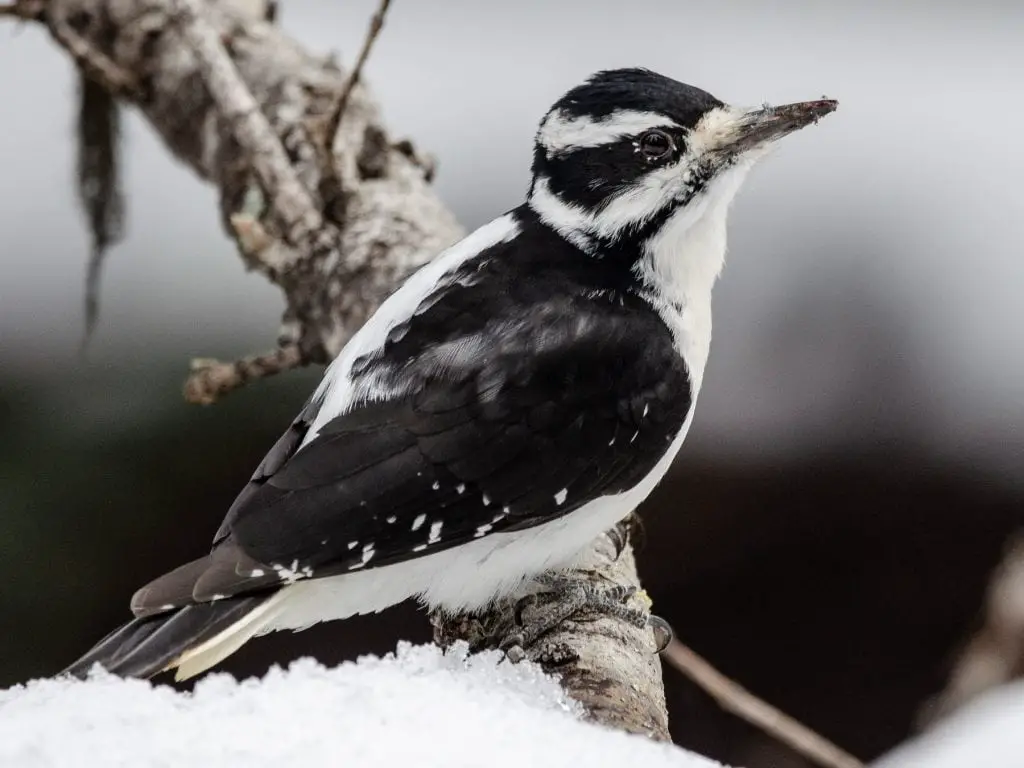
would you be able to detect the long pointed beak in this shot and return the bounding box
[721,99,838,155]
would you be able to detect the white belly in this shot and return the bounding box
[265,408,694,632]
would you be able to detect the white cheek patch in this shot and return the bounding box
[530,160,690,245]
[590,162,688,239]
[538,108,678,156]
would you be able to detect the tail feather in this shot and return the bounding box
[63,595,269,681]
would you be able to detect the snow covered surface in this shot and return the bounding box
[875,681,1024,768]
[0,642,723,768]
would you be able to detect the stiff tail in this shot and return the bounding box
[63,593,286,681]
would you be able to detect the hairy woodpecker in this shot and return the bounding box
[65,68,836,681]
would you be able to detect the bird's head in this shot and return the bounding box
[528,68,837,257]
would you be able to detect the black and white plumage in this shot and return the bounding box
[65,69,836,681]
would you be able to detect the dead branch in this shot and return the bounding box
[662,638,865,768]
[433,520,672,740]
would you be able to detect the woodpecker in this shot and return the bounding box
[65,68,836,681]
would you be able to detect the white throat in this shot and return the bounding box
[635,163,751,393]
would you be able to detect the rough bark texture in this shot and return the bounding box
[433,519,670,740]
[11,0,671,738]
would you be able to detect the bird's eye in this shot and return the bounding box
[638,129,674,161]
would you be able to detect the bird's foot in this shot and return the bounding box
[498,572,655,663]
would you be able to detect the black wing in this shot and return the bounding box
[131,246,692,616]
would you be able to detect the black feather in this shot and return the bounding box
[63,596,264,680]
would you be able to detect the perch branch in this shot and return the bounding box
[662,638,865,768]
[433,520,672,740]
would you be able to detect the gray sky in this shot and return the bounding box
[1,1,1022,475]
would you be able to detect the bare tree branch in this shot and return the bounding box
[662,638,866,768]
[433,520,672,740]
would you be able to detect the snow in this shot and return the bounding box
[0,642,724,768]
[875,681,1024,768]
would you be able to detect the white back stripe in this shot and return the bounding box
[301,213,522,447]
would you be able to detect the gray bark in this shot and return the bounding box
[10,0,670,739]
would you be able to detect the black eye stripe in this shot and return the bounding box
[540,139,653,209]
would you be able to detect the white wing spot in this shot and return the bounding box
[386,515,397,524]
[428,520,444,544]
[271,562,304,584]
[249,569,264,578]
[474,523,493,538]
[630,429,640,443]
[209,594,226,601]
[412,544,428,552]
[554,488,568,506]
[159,604,175,611]
[411,513,426,531]
[456,484,466,494]
[608,437,616,446]
[642,403,649,418]
[360,544,375,565]
[482,493,491,506]
[432,481,440,491]
[347,540,359,550]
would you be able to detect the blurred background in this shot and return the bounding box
[1,1,1022,765]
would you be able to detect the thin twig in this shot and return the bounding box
[323,0,391,158]
[183,346,306,404]
[662,638,865,768]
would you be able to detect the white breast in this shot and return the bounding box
[637,162,751,392]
